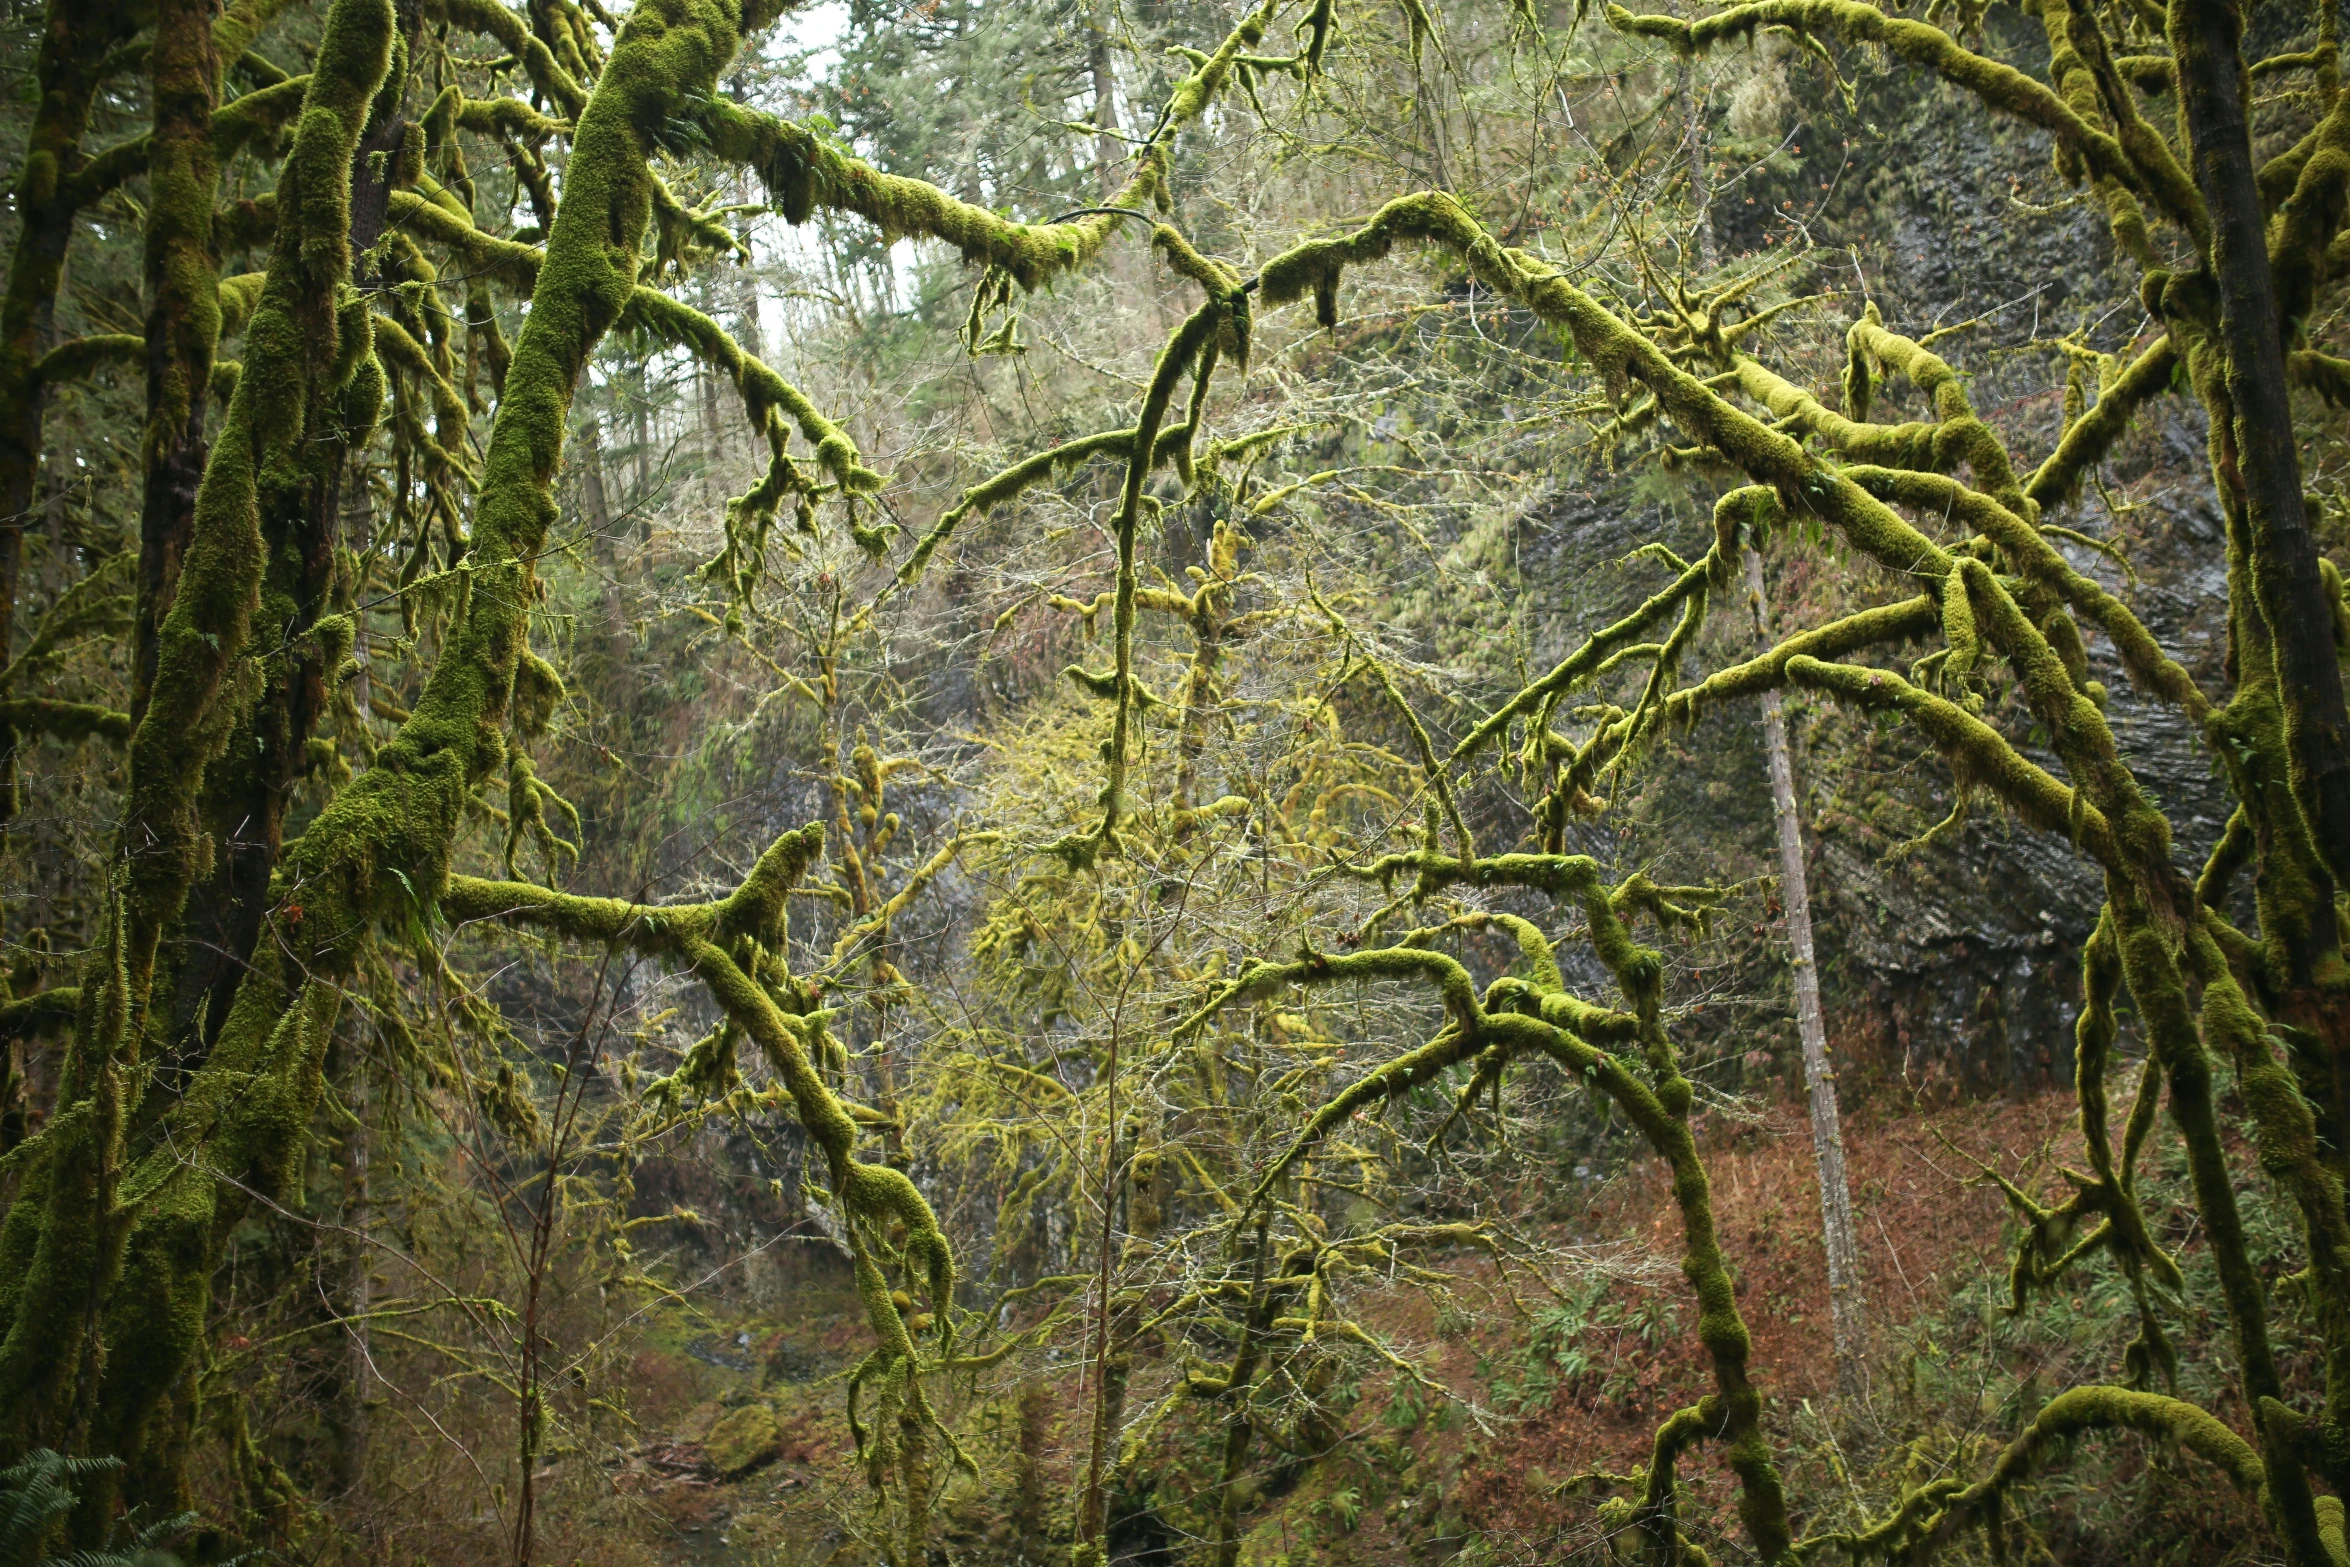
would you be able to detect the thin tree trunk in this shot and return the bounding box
[579,417,626,632]
[1088,1,1121,201]
[1697,75,1863,1393]
[697,358,725,520]
[1206,1225,1272,1567]
[338,1051,373,1497]
[1742,544,1867,1395]
[1012,1383,1051,1560]
[348,462,374,733]
[338,486,376,1498]
[1686,63,1716,273]
[630,351,653,539]
[730,179,768,362]
[1072,1070,1127,1566]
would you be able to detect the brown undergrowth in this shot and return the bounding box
[605,1089,2135,1565]
[1453,1092,2086,1552]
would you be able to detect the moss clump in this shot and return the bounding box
[705,1402,784,1477]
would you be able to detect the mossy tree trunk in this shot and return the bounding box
[0,0,397,1493]
[2171,0,2350,886]
[161,0,419,1077]
[0,0,139,827]
[131,0,224,727]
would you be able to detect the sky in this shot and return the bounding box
[746,1,932,347]
[775,0,851,79]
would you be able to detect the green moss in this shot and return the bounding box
[442,819,961,1514]
[622,286,880,599]
[435,0,588,114]
[1166,841,1783,1554]
[1843,463,2207,716]
[705,1402,784,1476]
[0,700,131,745]
[0,0,395,1460]
[1810,1385,2262,1558]
[28,333,143,387]
[1042,301,1221,870]
[287,0,748,942]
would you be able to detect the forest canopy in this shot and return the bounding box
[2,0,2349,1558]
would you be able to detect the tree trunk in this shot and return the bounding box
[2171,0,2350,886]
[1012,1382,1051,1560]
[336,1042,373,1499]
[1742,543,1867,1395]
[160,55,410,1071]
[0,0,136,828]
[132,0,224,728]
[697,357,725,521]
[1088,1,1121,201]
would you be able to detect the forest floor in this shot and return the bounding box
[588,1085,2086,1565]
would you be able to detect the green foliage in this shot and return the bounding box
[0,1450,196,1567]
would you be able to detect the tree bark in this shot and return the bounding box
[1743,543,1867,1396]
[1088,0,1122,201]
[0,0,138,822]
[2171,0,2350,887]
[132,0,224,727]
[161,7,413,1070]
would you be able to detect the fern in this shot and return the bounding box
[0,1450,192,1567]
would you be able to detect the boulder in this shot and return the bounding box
[704,1401,782,1478]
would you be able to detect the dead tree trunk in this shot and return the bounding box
[1742,543,1867,1394]
[1088,0,1121,201]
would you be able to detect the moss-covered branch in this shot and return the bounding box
[0,988,79,1044]
[1798,1385,2262,1559]
[1604,0,2183,226]
[0,700,131,746]
[700,0,1284,286]
[2025,334,2177,508]
[1840,464,2209,716]
[28,333,142,387]
[443,828,960,1469]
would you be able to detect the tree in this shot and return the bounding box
[1740,541,1867,1396]
[2,0,2349,1559]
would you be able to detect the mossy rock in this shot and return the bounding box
[704,1400,782,1477]
[673,1399,724,1443]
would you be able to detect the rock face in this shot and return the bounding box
[1512,50,2237,1100]
[1779,50,2231,1094]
